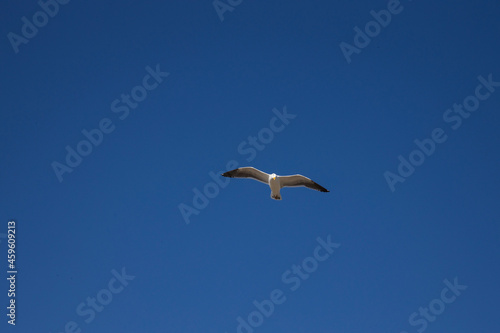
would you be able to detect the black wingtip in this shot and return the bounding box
[221,170,235,178]
[222,168,241,178]
[312,180,330,193]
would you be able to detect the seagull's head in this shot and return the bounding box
[271,173,277,180]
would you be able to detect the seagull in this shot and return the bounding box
[222,167,329,200]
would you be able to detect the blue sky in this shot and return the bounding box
[1,0,500,332]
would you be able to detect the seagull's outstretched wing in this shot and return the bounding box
[279,175,329,192]
[222,167,270,184]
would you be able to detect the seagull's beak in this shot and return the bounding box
[273,176,276,180]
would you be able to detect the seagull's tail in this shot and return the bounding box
[271,193,282,201]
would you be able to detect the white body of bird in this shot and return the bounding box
[268,173,282,200]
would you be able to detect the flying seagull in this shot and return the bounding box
[222,167,329,200]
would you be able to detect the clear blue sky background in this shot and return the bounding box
[1,0,499,332]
